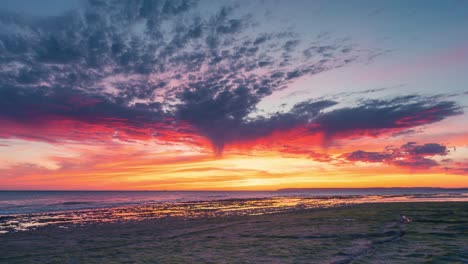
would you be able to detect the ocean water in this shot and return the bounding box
[1,188,467,215]
[0,188,466,234]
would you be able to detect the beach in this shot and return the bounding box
[1,202,467,263]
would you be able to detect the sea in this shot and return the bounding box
[0,188,467,234]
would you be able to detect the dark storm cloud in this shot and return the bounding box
[342,142,449,169]
[0,85,163,124]
[312,96,462,138]
[0,0,463,155]
[176,97,338,155]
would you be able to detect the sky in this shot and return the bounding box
[0,0,467,190]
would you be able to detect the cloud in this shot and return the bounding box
[312,96,462,139]
[0,0,463,157]
[342,142,449,169]
[218,95,460,154]
[279,144,332,162]
[393,156,439,169]
[437,158,468,175]
[0,0,366,154]
[345,150,392,162]
[0,85,163,124]
[400,142,448,156]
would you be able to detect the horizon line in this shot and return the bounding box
[1,187,467,192]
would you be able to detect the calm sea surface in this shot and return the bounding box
[0,189,466,234]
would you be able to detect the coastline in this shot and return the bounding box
[1,202,467,263]
[2,193,467,234]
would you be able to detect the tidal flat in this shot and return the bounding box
[0,202,467,263]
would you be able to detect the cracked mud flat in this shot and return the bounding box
[0,202,467,263]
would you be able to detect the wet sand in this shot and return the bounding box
[1,202,467,263]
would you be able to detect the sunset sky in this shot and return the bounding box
[0,0,467,190]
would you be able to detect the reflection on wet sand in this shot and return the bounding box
[1,194,467,234]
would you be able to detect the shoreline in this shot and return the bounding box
[1,202,467,263]
[2,194,468,234]
[2,200,467,232]
[1,195,468,234]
